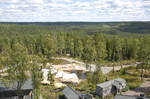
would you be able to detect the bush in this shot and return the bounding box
[75,80,89,91]
[144,73,150,78]
[122,86,129,92]
[128,81,141,89]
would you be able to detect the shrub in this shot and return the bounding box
[75,80,89,91]
[144,73,150,78]
[128,81,142,89]
[122,86,129,92]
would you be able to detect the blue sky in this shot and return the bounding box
[0,0,150,22]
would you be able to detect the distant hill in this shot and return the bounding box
[0,22,150,35]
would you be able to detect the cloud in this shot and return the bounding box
[26,0,44,4]
[0,0,149,22]
[51,0,72,3]
[73,2,91,8]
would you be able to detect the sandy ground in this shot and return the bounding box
[101,65,136,74]
[52,57,137,74]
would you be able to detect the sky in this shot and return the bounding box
[0,0,150,22]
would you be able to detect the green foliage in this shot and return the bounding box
[0,23,150,98]
[108,66,143,90]
[128,82,142,89]
[30,55,43,99]
[48,70,54,86]
[86,62,105,91]
[0,23,149,63]
[0,42,30,96]
[137,36,150,80]
[122,86,129,92]
[103,94,114,99]
[75,80,89,91]
[49,59,70,65]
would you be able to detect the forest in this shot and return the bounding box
[0,22,150,62]
[0,22,150,99]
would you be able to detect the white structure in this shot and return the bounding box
[113,78,126,91]
[96,78,126,98]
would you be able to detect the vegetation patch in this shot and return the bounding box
[108,66,143,90]
[49,59,71,65]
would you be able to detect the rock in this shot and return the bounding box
[62,73,79,84]
[55,71,80,84]
[0,73,8,77]
[51,68,57,74]
[55,71,64,78]
[54,82,66,88]
[46,63,52,67]
[101,67,113,74]
[41,79,50,85]
[41,69,50,85]
[42,69,49,80]
[88,64,97,72]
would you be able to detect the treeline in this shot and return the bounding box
[0,24,150,63]
[1,22,150,36]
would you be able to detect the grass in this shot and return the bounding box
[107,66,143,90]
[49,59,71,65]
[40,84,64,99]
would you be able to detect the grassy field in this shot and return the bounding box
[108,66,143,90]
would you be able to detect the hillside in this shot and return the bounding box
[0,22,150,35]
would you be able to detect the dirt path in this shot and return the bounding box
[122,78,150,96]
[101,64,137,74]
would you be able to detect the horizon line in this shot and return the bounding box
[0,21,150,23]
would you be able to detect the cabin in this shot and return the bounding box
[0,79,33,99]
[96,80,114,98]
[96,78,126,98]
[63,85,92,99]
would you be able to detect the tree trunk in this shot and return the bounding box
[141,64,144,80]
[113,63,115,73]
[121,64,123,69]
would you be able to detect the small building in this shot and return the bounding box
[112,78,126,94]
[0,79,33,99]
[63,85,92,99]
[96,80,114,98]
[96,78,126,98]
